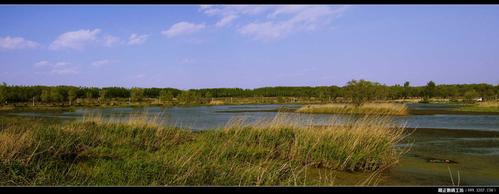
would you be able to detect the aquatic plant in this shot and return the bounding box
[295,103,408,116]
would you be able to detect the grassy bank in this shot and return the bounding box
[296,103,409,116]
[0,105,75,113]
[2,96,331,108]
[454,101,499,113]
[0,112,407,186]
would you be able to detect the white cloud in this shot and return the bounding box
[53,62,70,67]
[161,22,206,38]
[200,5,270,29]
[215,15,238,27]
[127,33,149,45]
[50,68,78,75]
[135,73,146,79]
[0,36,39,49]
[33,60,78,75]
[200,5,270,17]
[91,59,114,67]
[200,5,348,41]
[34,60,50,67]
[241,6,346,41]
[239,21,290,41]
[49,29,128,49]
[267,5,310,18]
[49,29,101,50]
[199,5,213,10]
[34,60,68,68]
[103,35,120,47]
[180,58,196,64]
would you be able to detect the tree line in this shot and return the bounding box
[0,80,498,105]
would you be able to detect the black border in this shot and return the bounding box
[1,186,498,194]
[2,1,499,5]
[1,2,499,193]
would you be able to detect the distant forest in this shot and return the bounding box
[0,80,498,104]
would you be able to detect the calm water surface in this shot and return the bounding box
[5,104,499,131]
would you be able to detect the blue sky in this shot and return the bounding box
[1,5,499,89]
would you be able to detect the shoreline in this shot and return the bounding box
[2,101,499,115]
[2,112,498,135]
[406,127,499,136]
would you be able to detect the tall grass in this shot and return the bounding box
[0,111,408,185]
[296,103,409,116]
[455,101,499,112]
[473,101,499,108]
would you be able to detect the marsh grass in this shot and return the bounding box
[455,101,499,112]
[296,103,409,116]
[0,111,408,186]
[475,101,499,108]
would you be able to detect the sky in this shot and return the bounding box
[1,5,499,89]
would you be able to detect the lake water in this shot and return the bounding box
[5,104,499,131]
[5,103,499,185]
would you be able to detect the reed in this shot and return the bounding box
[472,101,499,108]
[296,103,408,116]
[455,101,499,112]
[0,111,408,185]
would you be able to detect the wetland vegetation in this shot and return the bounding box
[296,103,408,116]
[0,112,406,185]
[1,79,498,186]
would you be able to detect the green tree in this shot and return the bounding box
[41,89,50,103]
[205,91,213,99]
[344,79,376,106]
[99,89,108,102]
[159,89,174,103]
[50,87,63,102]
[177,91,193,104]
[68,88,77,106]
[447,86,459,101]
[373,84,390,100]
[85,91,94,104]
[130,87,144,102]
[464,89,479,103]
[326,86,340,102]
[0,82,7,105]
[403,81,410,99]
[317,87,328,101]
[424,81,436,98]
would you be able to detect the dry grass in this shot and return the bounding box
[296,103,408,116]
[0,127,34,163]
[222,112,407,172]
[455,101,499,112]
[475,101,499,108]
[0,106,15,111]
[0,111,408,185]
[209,100,225,105]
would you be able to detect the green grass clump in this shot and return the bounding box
[454,101,499,113]
[0,112,407,186]
[296,103,408,116]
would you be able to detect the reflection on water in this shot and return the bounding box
[4,104,499,131]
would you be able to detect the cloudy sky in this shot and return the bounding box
[1,5,499,89]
